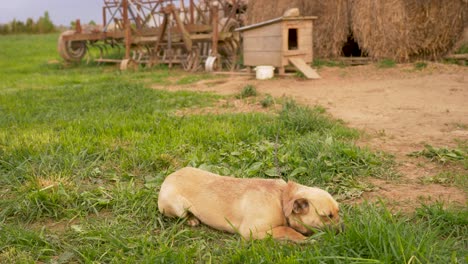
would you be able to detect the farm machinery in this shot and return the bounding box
[58,0,247,71]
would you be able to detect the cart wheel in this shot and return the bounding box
[120,59,138,71]
[58,30,87,62]
[183,49,201,72]
[205,56,218,72]
[218,18,241,71]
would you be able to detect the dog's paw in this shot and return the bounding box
[187,217,200,226]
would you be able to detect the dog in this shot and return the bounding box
[158,167,341,241]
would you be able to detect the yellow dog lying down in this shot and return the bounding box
[158,167,341,241]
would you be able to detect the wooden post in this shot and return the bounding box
[279,66,285,75]
[169,4,192,51]
[135,2,142,29]
[123,0,131,60]
[154,13,169,53]
[190,0,194,24]
[211,1,219,56]
[75,19,82,33]
[102,6,106,28]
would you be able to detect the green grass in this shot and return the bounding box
[175,73,214,85]
[260,94,274,108]
[454,44,468,54]
[236,84,257,99]
[414,61,428,70]
[409,144,467,168]
[312,59,346,69]
[377,59,397,68]
[420,171,468,190]
[0,34,466,263]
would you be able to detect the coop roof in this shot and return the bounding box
[235,16,317,32]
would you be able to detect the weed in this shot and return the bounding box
[454,44,468,54]
[414,61,428,70]
[236,84,257,99]
[409,144,466,165]
[377,59,397,68]
[375,129,386,137]
[260,94,274,108]
[420,171,467,189]
[443,58,468,67]
[294,71,306,79]
[451,123,468,130]
[175,73,212,85]
[312,59,345,69]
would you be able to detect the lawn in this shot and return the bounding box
[0,34,466,263]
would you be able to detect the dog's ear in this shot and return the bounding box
[292,198,309,215]
[283,181,309,217]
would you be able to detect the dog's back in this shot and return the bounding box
[158,167,287,234]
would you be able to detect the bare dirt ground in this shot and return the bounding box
[154,63,467,210]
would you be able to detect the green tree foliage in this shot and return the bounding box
[0,11,57,35]
[36,11,55,33]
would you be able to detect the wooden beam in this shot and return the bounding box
[288,57,321,79]
[168,4,192,51]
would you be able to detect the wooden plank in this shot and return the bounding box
[62,32,109,41]
[238,19,282,34]
[244,51,282,66]
[445,54,468,59]
[95,59,122,63]
[288,57,321,79]
[244,36,282,52]
[337,57,371,66]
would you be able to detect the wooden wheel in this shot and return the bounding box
[205,56,219,72]
[58,30,87,62]
[182,48,201,72]
[218,18,241,71]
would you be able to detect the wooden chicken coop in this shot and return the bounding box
[236,15,320,79]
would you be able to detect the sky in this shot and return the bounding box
[0,0,103,26]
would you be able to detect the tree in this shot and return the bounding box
[0,11,57,34]
[26,18,35,33]
[11,19,26,33]
[36,11,55,33]
[0,24,9,35]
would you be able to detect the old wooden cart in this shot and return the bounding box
[58,0,246,71]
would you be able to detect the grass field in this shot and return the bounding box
[0,34,466,263]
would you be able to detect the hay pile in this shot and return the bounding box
[246,0,349,58]
[464,0,468,26]
[350,0,466,61]
[246,0,466,61]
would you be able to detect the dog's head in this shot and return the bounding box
[282,181,341,235]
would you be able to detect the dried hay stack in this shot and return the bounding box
[350,0,466,61]
[464,0,468,26]
[246,0,349,58]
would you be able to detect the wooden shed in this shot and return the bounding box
[236,15,320,78]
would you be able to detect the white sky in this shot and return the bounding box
[0,0,103,26]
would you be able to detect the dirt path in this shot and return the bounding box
[155,63,467,210]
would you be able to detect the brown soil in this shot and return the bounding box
[175,98,280,116]
[153,63,467,211]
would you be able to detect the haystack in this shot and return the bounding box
[246,0,349,58]
[350,0,466,61]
